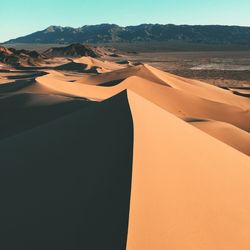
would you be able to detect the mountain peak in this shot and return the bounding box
[44,25,64,33]
[3,24,250,45]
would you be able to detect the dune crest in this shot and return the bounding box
[55,56,124,73]
[126,90,250,250]
[36,64,250,154]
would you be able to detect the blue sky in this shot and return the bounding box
[0,0,250,42]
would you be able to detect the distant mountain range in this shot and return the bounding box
[3,24,250,45]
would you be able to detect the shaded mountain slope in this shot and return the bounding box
[0,45,44,66]
[42,43,113,58]
[4,24,250,45]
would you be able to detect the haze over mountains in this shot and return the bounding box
[3,24,250,44]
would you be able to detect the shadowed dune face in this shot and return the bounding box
[0,71,47,92]
[0,51,250,250]
[0,93,89,140]
[0,91,133,250]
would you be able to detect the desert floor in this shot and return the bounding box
[0,46,250,249]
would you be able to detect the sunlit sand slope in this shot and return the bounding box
[126,90,250,250]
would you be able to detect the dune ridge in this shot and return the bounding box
[55,56,124,73]
[126,90,250,250]
[36,65,250,154]
[1,52,250,249]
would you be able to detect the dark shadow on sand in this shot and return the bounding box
[6,71,45,80]
[0,79,36,92]
[232,91,250,98]
[0,93,89,140]
[99,79,125,87]
[0,91,134,250]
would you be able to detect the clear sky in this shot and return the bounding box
[0,0,250,42]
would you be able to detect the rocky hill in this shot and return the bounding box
[42,43,115,58]
[0,46,44,67]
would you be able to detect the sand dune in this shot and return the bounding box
[74,56,124,71]
[36,69,250,133]
[0,92,133,249]
[230,88,250,98]
[75,63,250,109]
[140,64,250,109]
[1,53,250,249]
[55,56,124,73]
[0,92,88,140]
[189,119,250,156]
[126,90,250,250]
[76,64,168,86]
